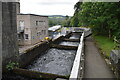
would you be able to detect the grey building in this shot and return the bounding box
[17,14,48,45]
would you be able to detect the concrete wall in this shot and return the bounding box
[30,15,48,45]
[52,32,72,44]
[2,2,19,71]
[16,2,20,14]
[17,15,31,45]
[19,42,50,68]
[0,1,2,79]
[17,14,48,45]
[19,33,68,68]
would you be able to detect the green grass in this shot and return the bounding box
[93,35,114,57]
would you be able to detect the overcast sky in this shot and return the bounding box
[20,0,79,16]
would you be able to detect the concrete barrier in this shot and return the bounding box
[51,44,78,50]
[2,2,19,72]
[13,68,69,79]
[69,32,84,80]
[63,39,80,42]
[52,32,72,44]
[19,42,50,68]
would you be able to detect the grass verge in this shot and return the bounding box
[93,35,114,57]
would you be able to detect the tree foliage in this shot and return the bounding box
[48,16,66,27]
[62,15,72,27]
[72,2,120,39]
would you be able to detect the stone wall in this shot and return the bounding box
[2,2,19,71]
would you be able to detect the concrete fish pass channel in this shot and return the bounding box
[7,32,85,80]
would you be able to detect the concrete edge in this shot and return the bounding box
[69,33,84,80]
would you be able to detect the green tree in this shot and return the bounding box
[72,2,120,39]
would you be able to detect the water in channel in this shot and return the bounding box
[59,41,79,46]
[69,34,81,39]
[27,48,76,76]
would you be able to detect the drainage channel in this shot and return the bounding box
[3,32,84,80]
[69,33,81,40]
[23,33,80,79]
[27,48,76,76]
[59,41,79,46]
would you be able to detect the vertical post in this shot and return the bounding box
[0,1,2,79]
[2,1,19,72]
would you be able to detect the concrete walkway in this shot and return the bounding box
[84,36,115,78]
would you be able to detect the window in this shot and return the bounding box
[36,27,37,30]
[36,21,45,26]
[42,30,44,34]
[19,20,24,27]
[36,21,38,26]
[44,30,46,35]
[19,20,25,30]
[39,32,41,36]
[25,34,28,39]
[32,36,35,39]
[39,21,44,25]
[37,32,39,36]
[43,21,46,25]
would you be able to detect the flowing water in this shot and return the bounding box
[27,48,76,76]
[59,41,79,46]
[2,33,82,80]
[69,34,81,39]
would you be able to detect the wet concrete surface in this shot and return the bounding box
[84,36,115,78]
[27,48,76,76]
[59,41,79,46]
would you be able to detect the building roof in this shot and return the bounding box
[48,25,61,32]
[17,13,48,17]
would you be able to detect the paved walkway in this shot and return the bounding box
[84,36,115,78]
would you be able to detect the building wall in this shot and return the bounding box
[30,15,48,45]
[2,2,19,71]
[17,14,48,45]
[17,15,31,45]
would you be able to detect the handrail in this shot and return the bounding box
[69,32,84,80]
